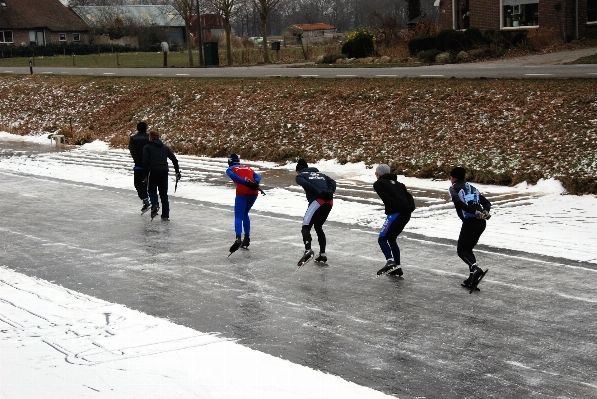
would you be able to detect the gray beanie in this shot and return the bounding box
[376,164,391,176]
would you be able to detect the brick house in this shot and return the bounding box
[0,0,89,46]
[436,0,597,40]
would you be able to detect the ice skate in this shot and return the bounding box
[141,198,151,214]
[296,249,314,271]
[150,206,159,221]
[468,266,488,294]
[461,276,480,291]
[228,237,242,257]
[240,235,250,249]
[314,253,327,264]
[376,260,399,277]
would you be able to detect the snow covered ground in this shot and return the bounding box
[1,132,596,398]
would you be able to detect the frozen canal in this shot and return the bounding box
[1,138,596,398]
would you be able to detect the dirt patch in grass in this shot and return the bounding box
[0,75,595,194]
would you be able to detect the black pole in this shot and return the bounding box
[196,0,204,67]
[29,60,33,75]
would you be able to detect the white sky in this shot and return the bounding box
[1,132,596,398]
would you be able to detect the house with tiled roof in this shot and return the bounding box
[0,0,89,46]
[283,23,336,45]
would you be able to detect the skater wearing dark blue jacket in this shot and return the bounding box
[448,167,491,290]
[373,164,416,277]
[142,131,180,221]
[295,159,336,266]
[226,154,261,254]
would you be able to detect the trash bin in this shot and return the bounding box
[203,42,219,66]
[270,41,281,51]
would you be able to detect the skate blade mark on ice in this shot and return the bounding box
[469,269,488,294]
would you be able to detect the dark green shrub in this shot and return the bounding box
[436,29,470,52]
[408,35,437,55]
[341,27,375,58]
[463,27,489,47]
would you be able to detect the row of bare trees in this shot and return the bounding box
[67,0,437,64]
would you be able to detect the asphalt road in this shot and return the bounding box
[1,170,596,399]
[2,47,597,79]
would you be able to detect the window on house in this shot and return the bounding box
[502,0,539,27]
[59,33,66,41]
[73,33,80,42]
[589,0,597,23]
[0,30,13,43]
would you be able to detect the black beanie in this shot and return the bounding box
[296,159,308,172]
[450,167,466,180]
[228,153,240,166]
[137,121,147,132]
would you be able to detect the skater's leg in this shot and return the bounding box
[157,171,169,217]
[378,213,399,261]
[241,195,257,236]
[301,225,313,250]
[234,196,248,237]
[312,203,332,253]
[133,168,148,200]
[301,201,321,250]
[457,219,486,268]
[147,172,159,209]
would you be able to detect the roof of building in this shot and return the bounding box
[0,0,88,31]
[289,23,336,31]
[72,5,184,28]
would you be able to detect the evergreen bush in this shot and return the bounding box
[341,27,375,58]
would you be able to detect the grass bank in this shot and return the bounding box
[0,75,595,194]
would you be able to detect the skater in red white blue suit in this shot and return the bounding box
[226,154,261,254]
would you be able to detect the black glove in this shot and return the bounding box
[245,179,259,190]
[319,191,333,201]
[176,172,182,181]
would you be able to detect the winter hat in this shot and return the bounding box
[450,167,466,180]
[296,159,308,172]
[137,121,147,132]
[228,153,240,166]
[376,164,391,176]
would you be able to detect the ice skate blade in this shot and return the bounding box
[375,265,399,278]
[469,269,488,294]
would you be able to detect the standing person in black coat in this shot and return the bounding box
[448,167,491,290]
[373,164,416,277]
[128,121,150,213]
[142,131,181,221]
[295,159,336,266]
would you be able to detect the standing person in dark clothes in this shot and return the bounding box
[128,121,150,213]
[448,167,491,290]
[295,159,336,266]
[226,154,261,254]
[142,131,181,221]
[373,164,416,277]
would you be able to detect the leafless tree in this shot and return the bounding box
[170,0,196,66]
[251,0,284,63]
[207,0,237,65]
